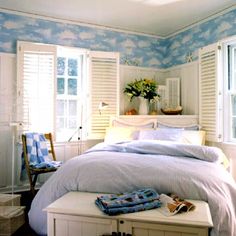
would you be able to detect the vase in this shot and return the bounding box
[138,97,149,115]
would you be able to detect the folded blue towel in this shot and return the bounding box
[95,188,161,215]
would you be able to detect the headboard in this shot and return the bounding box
[110,115,199,129]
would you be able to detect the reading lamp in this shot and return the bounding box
[68,101,109,142]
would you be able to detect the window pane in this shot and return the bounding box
[68,78,77,95]
[69,118,77,129]
[57,78,65,94]
[69,100,77,116]
[68,58,78,76]
[56,117,65,129]
[56,99,66,116]
[231,94,236,116]
[57,57,65,75]
[232,117,236,139]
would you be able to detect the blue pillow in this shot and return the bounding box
[157,123,200,130]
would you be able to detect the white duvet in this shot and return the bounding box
[28,140,236,236]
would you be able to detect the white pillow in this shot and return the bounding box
[180,130,206,145]
[138,129,183,142]
[138,129,206,145]
[104,127,138,144]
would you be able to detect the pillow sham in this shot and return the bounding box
[138,129,183,142]
[157,122,200,130]
[104,127,139,144]
[138,129,206,145]
[180,130,206,145]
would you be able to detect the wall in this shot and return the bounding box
[120,61,198,115]
[164,8,236,68]
[0,11,165,68]
[0,7,236,70]
[1,7,236,191]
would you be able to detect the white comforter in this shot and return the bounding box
[28,140,236,236]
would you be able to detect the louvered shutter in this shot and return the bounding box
[157,85,167,109]
[166,78,180,108]
[17,41,56,135]
[199,43,223,142]
[88,51,119,139]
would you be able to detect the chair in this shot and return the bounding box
[22,133,59,195]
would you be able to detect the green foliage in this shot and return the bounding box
[124,78,160,102]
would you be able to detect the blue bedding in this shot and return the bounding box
[28,140,236,236]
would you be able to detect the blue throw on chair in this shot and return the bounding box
[24,132,61,169]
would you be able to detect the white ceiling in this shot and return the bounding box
[0,0,236,37]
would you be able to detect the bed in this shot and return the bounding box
[28,119,236,236]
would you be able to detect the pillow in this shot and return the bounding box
[157,122,200,130]
[104,127,138,144]
[138,129,206,145]
[180,130,206,145]
[138,129,184,142]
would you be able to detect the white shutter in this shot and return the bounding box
[157,85,167,109]
[17,41,57,135]
[88,51,119,139]
[199,43,223,142]
[166,78,180,108]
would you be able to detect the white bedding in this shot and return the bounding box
[28,140,236,236]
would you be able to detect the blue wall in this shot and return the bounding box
[0,7,236,68]
[0,12,165,68]
[165,8,236,68]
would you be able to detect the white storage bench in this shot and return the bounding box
[45,192,213,236]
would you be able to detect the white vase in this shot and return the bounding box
[138,97,149,115]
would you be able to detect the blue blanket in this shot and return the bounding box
[95,188,161,215]
[21,133,62,180]
[25,132,49,166]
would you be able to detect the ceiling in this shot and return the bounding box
[0,0,235,37]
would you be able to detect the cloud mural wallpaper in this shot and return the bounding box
[0,7,236,69]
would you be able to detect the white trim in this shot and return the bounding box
[120,64,165,72]
[0,52,15,57]
[164,61,198,72]
[0,8,163,39]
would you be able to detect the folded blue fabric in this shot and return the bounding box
[95,188,161,215]
[30,160,62,169]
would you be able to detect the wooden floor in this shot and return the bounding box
[11,191,39,236]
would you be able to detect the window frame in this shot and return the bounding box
[222,37,236,143]
[17,41,119,142]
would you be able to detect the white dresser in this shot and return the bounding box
[45,192,213,236]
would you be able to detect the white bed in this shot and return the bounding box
[28,119,236,236]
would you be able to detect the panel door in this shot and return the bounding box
[122,221,208,236]
[50,213,117,236]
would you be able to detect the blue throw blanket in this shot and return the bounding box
[25,132,50,166]
[21,133,62,180]
[95,188,161,215]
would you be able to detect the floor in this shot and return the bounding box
[12,191,39,236]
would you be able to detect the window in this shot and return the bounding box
[200,37,236,143]
[17,41,119,141]
[56,47,87,141]
[223,39,236,142]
